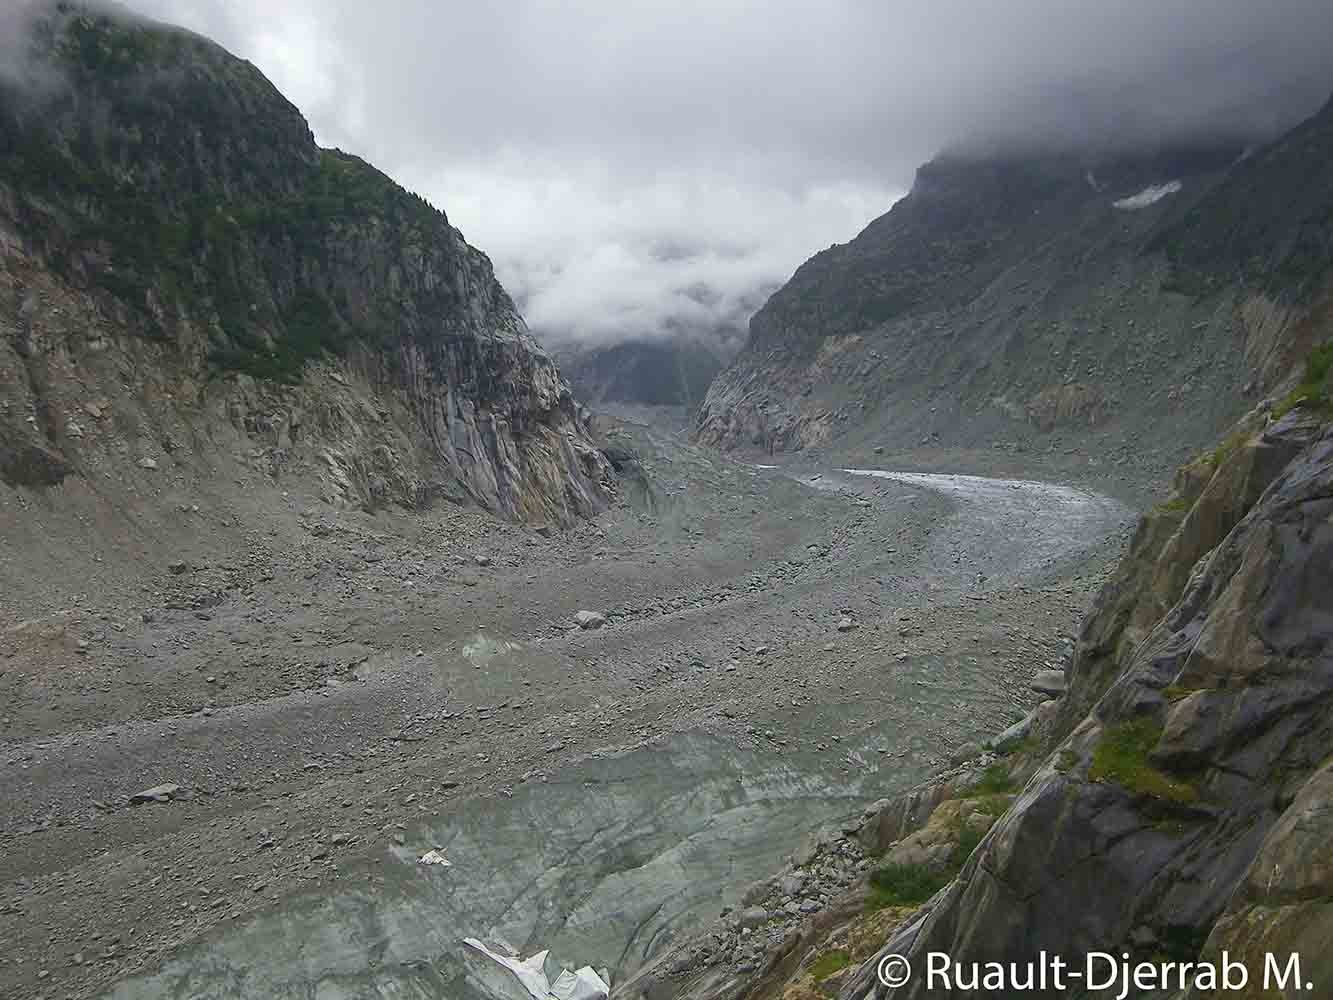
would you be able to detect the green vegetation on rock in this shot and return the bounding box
[0,6,466,385]
[966,762,1016,796]
[1272,341,1333,420]
[1153,495,1194,515]
[867,797,1002,912]
[866,863,952,911]
[1090,718,1199,803]
[808,950,851,981]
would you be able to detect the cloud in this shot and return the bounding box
[401,153,895,344]
[111,0,1333,345]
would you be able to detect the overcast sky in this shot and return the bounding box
[117,0,1333,347]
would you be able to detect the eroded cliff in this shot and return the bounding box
[0,2,612,526]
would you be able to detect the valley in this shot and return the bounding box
[2,5,1332,1000]
[1,425,1130,999]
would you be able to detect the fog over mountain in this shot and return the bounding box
[42,0,1333,346]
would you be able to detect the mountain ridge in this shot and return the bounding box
[0,1,613,525]
[696,104,1333,479]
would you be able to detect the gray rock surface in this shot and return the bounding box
[846,412,1333,999]
[575,610,608,629]
[1028,669,1067,697]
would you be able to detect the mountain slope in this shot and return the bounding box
[646,95,1333,1000]
[843,100,1333,1000]
[0,2,611,528]
[696,115,1333,477]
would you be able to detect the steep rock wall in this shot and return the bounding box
[0,3,611,524]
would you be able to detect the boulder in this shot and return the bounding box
[1029,669,1067,697]
[736,906,769,930]
[129,783,181,805]
[574,610,607,630]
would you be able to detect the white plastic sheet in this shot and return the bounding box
[551,967,610,1000]
[463,938,609,1000]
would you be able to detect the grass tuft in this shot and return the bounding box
[1272,342,1333,420]
[967,763,1015,796]
[809,950,851,982]
[866,864,951,911]
[1090,719,1198,803]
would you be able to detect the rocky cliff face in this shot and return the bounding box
[696,104,1333,470]
[844,405,1333,1000]
[0,2,611,524]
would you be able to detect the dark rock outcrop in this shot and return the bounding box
[850,409,1333,1000]
[0,2,611,522]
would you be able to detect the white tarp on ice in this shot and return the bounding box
[551,967,611,1000]
[463,938,610,1000]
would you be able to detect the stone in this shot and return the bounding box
[991,710,1036,752]
[129,784,181,805]
[473,554,493,566]
[575,610,607,630]
[1029,669,1067,697]
[950,741,983,765]
[736,906,769,929]
[168,562,189,575]
[137,457,159,470]
[837,618,857,632]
